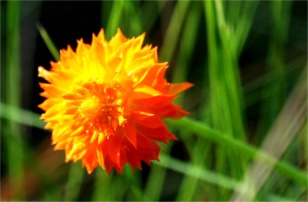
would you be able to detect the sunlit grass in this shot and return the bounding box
[1,0,307,201]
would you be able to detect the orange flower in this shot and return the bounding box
[38,29,192,174]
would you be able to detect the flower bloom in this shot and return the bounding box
[38,29,192,174]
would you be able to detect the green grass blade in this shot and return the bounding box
[176,138,211,201]
[92,169,109,200]
[257,0,292,142]
[234,1,259,56]
[139,1,164,33]
[159,1,190,61]
[4,0,25,199]
[173,3,207,201]
[105,0,124,39]
[122,1,143,34]
[172,2,201,105]
[93,171,128,200]
[231,69,307,201]
[165,117,307,187]
[204,1,248,199]
[144,144,171,201]
[36,23,60,61]
[154,154,299,201]
[0,102,44,129]
[64,162,84,201]
[157,154,240,191]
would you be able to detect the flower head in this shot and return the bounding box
[38,29,192,174]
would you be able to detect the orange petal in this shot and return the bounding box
[169,82,193,95]
[133,95,175,108]
[133,85,162,99]
[135,115,165,128]
[124,121,137,148]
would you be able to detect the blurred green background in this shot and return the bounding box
[1,0,307,201]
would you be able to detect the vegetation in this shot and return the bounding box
[1,0,307,201]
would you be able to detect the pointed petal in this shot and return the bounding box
[124,121,137,148]
[169,82,193,95]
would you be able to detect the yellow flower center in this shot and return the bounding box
[73,82,129,138]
